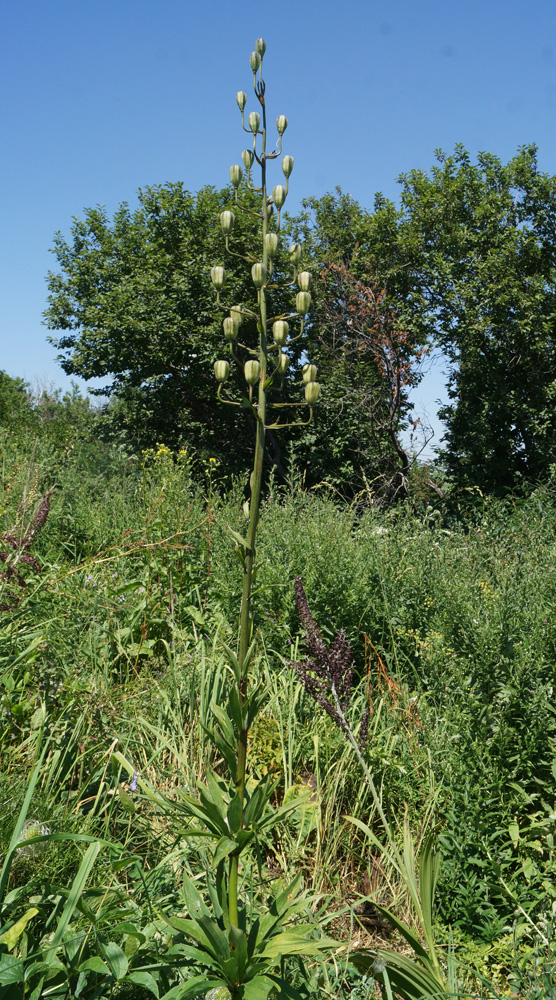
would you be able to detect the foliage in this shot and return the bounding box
[285,190,428,499]
[44,182,268,471]
[386,143,556,493]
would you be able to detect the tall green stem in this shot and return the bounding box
[229,87,269,929]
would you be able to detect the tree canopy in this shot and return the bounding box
[44,145,556,497]
[383,143,556,493]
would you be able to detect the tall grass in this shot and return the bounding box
[2,424,556,994]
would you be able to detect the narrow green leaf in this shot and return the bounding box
[228,685,244,730]
[0,756,45,909]
[212,836,238,867]
[227,793,243,835]
[368,903,433,970]
[47,842,102,958]
[204,771,229,820]
[220,644,241,684]
[241,638,258,677]
[181,873,211,920]
[227,527,249,551]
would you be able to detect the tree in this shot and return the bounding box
[45,183,276,471]
[0,372,35,436]
[386,144,556,494]
[314,259,429,501]
[286,191,428,499]
[45,183,427,496]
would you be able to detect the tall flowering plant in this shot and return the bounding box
[210,38,321,935]
[126,39,333,1000]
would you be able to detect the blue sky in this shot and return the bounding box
[2,0,556,453]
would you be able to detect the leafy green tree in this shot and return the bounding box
[386,144,556,494]
[45,183,274,471]
[0,372,35,436]
[45,182,421,495]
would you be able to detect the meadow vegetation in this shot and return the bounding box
[1,389,556,997]
[4,34,556,999]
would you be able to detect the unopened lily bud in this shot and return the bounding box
[272,320,289,346]
[289,243,302,265]
[277,351,290,374]
[220,211,235,235]
[230,305,243,325]
[210,266,226,290]
[241,149,254,170]
[236,91,247,111]
[250,51,261,73]
[298,271,312,291]
[243,499,250,519]
[255,38,266,57]
[282,155,294,178]
[272,184,287,209]
[244,360,260,385]
[223,316,239,341]
[248,111,261,133]
[305,381,321,404]
[251,262,267,287]
[214,360,230,383]
[303,363,317,383]
[265,232,279,256]
[296,291,311,314]
[229,164,243,188]
[276,115,288,135]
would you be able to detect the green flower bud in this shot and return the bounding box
[272,320,289,346]
[248,111,261,133]
[298,270,312,291]
[230,305,244,325]
[243,499,250,519]
[303,362,317,383]
[255,38,266,57]
[220,211,235,235]
[296,290,311,314]
[272,184,287,209]
[214,360,230,383]
[210,266,226,290]
[241,149,254,170]
[229,164,243,188]
[305,381,321,404]
[251,262,267,287]
[265,232,279,256]
[236,91,247,111]
[223,316,239,341]
[244,360,260,385]
[277,351,290,374]
[250,51,261,73]
[289,243,302,265]
[276,115,288,135]
[282,154,294,178]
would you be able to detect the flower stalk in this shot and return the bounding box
[210,39,323,937]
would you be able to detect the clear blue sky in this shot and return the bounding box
[3,0,556,452]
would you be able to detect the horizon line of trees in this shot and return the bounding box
[7,142,556,501]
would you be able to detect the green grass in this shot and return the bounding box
[2,424,556,996]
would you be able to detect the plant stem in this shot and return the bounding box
[229,88,269,929]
